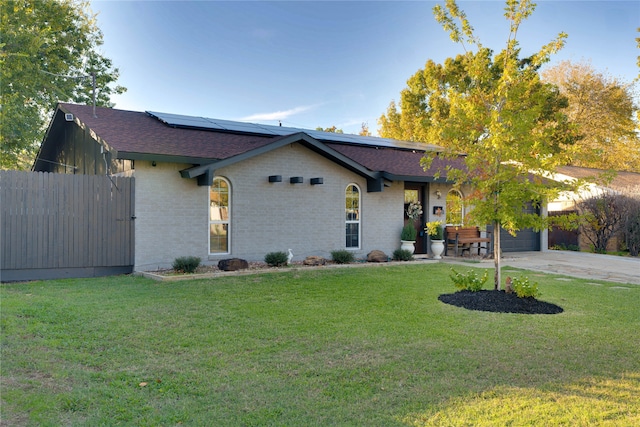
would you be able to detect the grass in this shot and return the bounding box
[1,263,639,426]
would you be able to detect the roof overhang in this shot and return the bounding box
[381,173,452,184]
[180,132,387,190]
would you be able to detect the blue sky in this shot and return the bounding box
[92,0,639,135]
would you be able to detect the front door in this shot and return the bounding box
[404,184,427,254]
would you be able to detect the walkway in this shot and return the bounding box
[441,251,640,285]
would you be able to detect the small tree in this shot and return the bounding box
[381,0,577,289]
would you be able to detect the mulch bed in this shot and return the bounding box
[439,290,564,314]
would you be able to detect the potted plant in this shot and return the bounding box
[425,221,445,259]
[400,201,422,254]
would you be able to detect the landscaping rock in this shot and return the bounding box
[367,250,388,263]
[303,256,326,266]
[218,258,249,271]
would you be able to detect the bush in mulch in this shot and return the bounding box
[438,290,564,315]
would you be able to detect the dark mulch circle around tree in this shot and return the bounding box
[438,290,564,314]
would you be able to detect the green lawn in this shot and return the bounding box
[1,264,639,426]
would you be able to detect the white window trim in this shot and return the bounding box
[345,183,361,250]
[209,177,231,255]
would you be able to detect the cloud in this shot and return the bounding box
[252,28,275,40]
[239,105,317,122]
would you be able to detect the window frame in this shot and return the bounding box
[446,189,464,226]
[209,177,231,255]
[345,183,361,250]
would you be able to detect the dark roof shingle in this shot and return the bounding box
[61,103,277,160]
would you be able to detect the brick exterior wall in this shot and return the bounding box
[133,144,405,270]
[134,161,208,271]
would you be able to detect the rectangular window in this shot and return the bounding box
[209,223,228,253]
[345,223,359,248]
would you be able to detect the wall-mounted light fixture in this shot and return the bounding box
[290,176,303,184]
[435,189,442,199]
[310,177,323,185]
[268,175,282,183]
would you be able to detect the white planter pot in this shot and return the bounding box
[431,239,445,259]
[400,240,416,254]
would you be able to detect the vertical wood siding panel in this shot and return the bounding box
[32,172,44,268]
[127,177,135,266]
[1,172,10,268]
[24,172,33,268]
[17,172,25,269]
[2,173,14,268]
[121,177,130,265]
[31,172,38,268]
[19,172,28,268]
[48,172,58,269]
[75,174,83,267]
[119,178,128,265]
[81,174,90,267]
[1,172,135,276]
[24,172,32,269]
[105,177,112,266]
[64,174,72,267]
[108,178,116,265]
[95,175,102,266]
[56,173,65,268]
[0,172,5,270]
[94,175,103,266]
[38,172,51,268]
[116,178,124,265]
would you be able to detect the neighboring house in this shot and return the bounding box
[547,165,640,250]
[33,103,539,271]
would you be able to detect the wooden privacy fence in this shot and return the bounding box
[1,171,134,282]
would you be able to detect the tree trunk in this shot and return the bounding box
[493,220,501,290]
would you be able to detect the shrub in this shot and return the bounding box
[449,268,488,292]
[392,249,414,261]
[622,200,640,256]
[425,221,444,240]
[172,256,201,274]
[401,224,417,241]
[331,249,355,264]
[511,276,541,299]
[577,191,638,254]
[550,243,580,251]
[264,251,288,267]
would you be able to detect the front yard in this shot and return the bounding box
[1,264,638,426]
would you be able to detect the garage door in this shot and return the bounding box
[486,205,541,252]
[498,227,540,252]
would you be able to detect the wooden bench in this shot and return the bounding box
[445,226,491,257]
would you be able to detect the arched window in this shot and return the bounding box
[209,177,230,254]
[345,184,361,249]
[446,189,464,225]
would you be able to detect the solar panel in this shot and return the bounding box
[146,111,437,151]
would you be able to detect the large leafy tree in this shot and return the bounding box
[1,0,125,170]
[542,61,640,172]
[380,0,578,289]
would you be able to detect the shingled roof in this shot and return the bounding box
[42,103,454,183]
[59,103,278,161]
[555,166,640,191]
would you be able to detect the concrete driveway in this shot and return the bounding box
[443,251,640,285]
